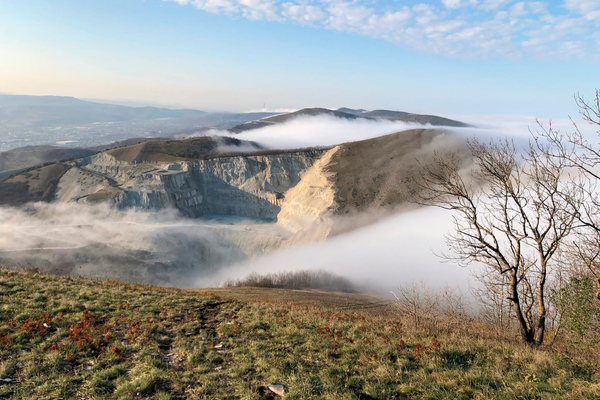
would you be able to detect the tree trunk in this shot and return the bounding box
[535,316,546,346]
[535,258,548,346]
[509,274,535,344]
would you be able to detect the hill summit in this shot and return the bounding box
[228,107,469,133]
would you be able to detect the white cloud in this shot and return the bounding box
[442,0,479,9]
[479,0,516,10]
[564,0,600,20]
[510,2,528,17]
[210,115,429,149]
[281,3,326,23]
[165,0,600,60]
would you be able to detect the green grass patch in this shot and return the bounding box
[0,269,598,399]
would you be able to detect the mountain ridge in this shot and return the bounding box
[0,94,208,129]
[229,107,469,133]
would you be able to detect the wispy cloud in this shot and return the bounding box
[166,0,600,59]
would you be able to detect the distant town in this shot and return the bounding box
[0,118,205,151]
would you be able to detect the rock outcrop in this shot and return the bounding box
[3,129,466,230]
[59,149,327,220]
[276,146,339,239]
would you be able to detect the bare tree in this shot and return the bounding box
[392,281,439,329]
[392,282,468,334]
[471,271,513,336]
[534,90,600,297]
[415,138,582,345]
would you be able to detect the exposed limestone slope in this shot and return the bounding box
[54,166,112,202]
[277,146,339,237]
[0,127,468,230]
[58,149,327,219]
[1,129,465,228]
[0,129,470,283]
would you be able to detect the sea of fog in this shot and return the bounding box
[0,113,597,295]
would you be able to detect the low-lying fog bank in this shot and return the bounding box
[0,203,289,286]
[199,113,599,152]
[0,202,474,295]
[201,207,473,293]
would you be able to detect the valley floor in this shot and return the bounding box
[0,269,599,399]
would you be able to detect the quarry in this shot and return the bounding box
[0,128,465,285]
[3,5,600,397]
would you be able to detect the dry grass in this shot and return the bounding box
[1,268,599,399]
[0,163,71,205]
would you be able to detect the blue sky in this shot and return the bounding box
[0,0,598,117]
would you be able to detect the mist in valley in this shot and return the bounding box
[0,203,288,286]
[0,200,473,297]
[201,113,599,151]
[1,113,596,296]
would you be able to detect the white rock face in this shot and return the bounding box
[56,150,327,220]
[54,167,110,202]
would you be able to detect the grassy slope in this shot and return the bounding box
[327,129,467,214]
[391,115,470,128]
[0,163,72,205]
[0,269,599,399]
[105,137,328,164]
[106,137,230,162]
[0,146,97,173]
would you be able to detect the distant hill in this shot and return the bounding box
[0,163,72,206]
[0,135,266,206]
[229,107,469,133]
[171,112,277,131]
[336,107,368,114]
[229,108,366,133]
[267,108,364,122]
[391,114,469,127]
[362,109,412,118]
[106,136,263,162]
[89,137,169,152]
[0,138,170,174]
[0,146,97,174]
[0,94,207,128]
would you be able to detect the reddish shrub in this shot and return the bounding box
[398,338,406,351]
[432,338,441,353]
[0,332,12,346]
[19,313,53,337]
[415,343,424,361]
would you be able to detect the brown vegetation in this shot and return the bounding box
[0,163,71,205]
[106,136,261,162]
[223,270,357,292]
[328,128,467,213]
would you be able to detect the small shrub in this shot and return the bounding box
[224,270,356,292]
